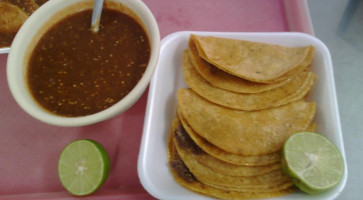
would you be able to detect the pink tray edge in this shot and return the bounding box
[0,0,314,199]
[283,0,315,35]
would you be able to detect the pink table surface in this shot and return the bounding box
[0,0,313,199]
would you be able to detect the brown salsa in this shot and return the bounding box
[27,8,150,117]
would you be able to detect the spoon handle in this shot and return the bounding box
[91,0,104,33]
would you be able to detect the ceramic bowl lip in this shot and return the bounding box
[6,0,160,127]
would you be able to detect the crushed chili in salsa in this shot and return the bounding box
[27,8,150,117]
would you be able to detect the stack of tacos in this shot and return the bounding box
[168,35,316,199]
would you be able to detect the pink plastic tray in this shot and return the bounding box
[0,0,313,199]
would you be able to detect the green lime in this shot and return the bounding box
[58,139,110,196]
[282,132,344,194]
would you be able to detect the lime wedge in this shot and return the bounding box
[282,132,344,194]
[58,139,110,196]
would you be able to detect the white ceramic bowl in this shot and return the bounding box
[138,31,347,200]
[7,0,160,127]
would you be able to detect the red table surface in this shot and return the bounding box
[0,0,312,199]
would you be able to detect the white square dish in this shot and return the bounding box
[137,31,347,200]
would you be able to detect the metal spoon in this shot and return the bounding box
[91,0,104,33]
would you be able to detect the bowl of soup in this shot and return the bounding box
[7,0,160,127]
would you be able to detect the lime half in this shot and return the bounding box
[282,132,344,194]
[58,139,110,196]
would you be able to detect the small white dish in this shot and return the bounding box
[138,31,347,200]
[0,47,10,54]
[7,0,160,127]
